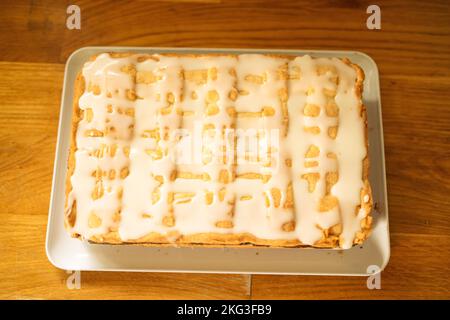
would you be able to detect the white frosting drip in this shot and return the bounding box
[65,53,369,248]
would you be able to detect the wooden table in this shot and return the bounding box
[1,0,449,300]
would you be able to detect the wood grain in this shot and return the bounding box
[0,0,449,299]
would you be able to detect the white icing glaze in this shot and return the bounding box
[65,53,369,248]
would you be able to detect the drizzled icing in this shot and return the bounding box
[65,53,370,249]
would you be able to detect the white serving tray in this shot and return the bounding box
[46,47,390,275]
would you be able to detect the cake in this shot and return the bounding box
[64,52,372,249]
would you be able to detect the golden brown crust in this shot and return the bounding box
[343,59,373,245]
[64,72,85,234]
[66,52,372,248]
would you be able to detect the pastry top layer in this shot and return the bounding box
[65,52,372,249]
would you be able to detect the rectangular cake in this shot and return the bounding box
[64,52,372,249]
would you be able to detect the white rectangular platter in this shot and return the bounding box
[46,47,390,275]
